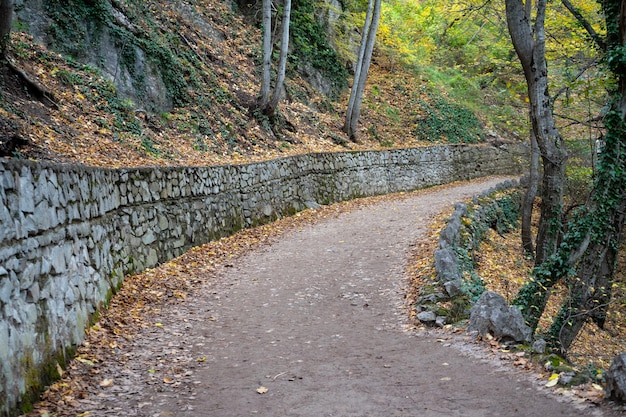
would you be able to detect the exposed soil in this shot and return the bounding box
[22,177,623,417]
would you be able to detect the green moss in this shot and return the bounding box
[13,339,77,417]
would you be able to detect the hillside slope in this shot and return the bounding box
[0,0,503,169]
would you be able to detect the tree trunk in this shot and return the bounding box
[343,0,373,139]
[521,125,539,256]
[343,0,380,141]
[267,0,292,116]
[546,0,626,353]
[0,0,12,58]
[550,218,623,353]
[258,0,272,110]
[506,0,567,331]
[528,0,626,353]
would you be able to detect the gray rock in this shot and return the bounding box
[416,293,444,304]
[606,352,626,403]
[416,311,437,325]
[434,248,460,283]
[437,203,467,248]
[435,316,447,328]
[468,291,531,343]
[532,338,547,354]
[443,279,463,298]
[559,372,575,386]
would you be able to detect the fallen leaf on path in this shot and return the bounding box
[256,386,269,394]
[545,374,559,387]
[99,379,113,387]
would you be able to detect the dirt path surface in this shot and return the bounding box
[75,177,609,417]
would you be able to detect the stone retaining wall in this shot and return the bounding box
[0,143,526,415]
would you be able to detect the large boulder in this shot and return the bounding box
[606,352,626,403]
[468,291,531,343]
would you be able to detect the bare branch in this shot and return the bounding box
[561,0,606,51]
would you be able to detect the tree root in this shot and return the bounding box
[5,58,58,108]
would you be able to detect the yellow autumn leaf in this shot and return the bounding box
[256,386,269,394]
[545,374,559,387]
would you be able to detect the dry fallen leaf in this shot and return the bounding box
[256,386,269,394]
[56,363,64,378]
[99,379,113,388]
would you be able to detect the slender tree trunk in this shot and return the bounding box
[344,0,373,138]
[259,0,272,110]
[521,124,540,256]
[343,0,381,141]
[0,0,12,58]
[267,0,291,115]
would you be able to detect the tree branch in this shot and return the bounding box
[561,0,607,51]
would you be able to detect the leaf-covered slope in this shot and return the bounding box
[0,0,498,168]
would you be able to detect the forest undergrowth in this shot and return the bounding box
[406,203,626,405]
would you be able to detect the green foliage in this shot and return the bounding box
[141,136,161,157]
[414,93,484,143]
[44,0,109,58]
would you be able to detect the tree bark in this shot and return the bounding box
[506,0,568,331]
[521,124,539,255]
[506,0,567,266]
[0,0,12,58]
[267,0,291,116]
[343,0,380,141]
[343,0,373,139]
[258,0,272,110]
[546,0,626,354]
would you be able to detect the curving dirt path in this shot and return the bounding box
[74,177,610,417]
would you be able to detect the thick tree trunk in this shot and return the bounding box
[552,227,623,353]
[546,0,626,353]
[507,0,567,331]
[0,0,12,58]
[507,0,566,267]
